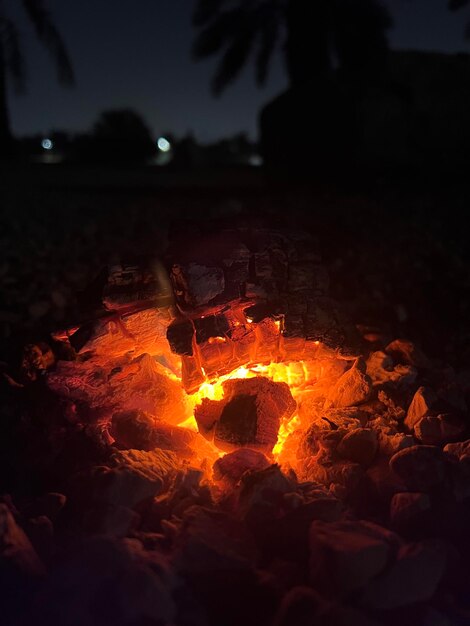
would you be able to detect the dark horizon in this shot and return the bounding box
[5,0,470,142]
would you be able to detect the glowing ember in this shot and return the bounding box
[177,358,329,462]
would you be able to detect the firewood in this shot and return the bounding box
[103,261,174,310]
[194,377,296,453]
[110,409,196,456]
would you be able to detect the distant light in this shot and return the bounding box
[249,154,263,167]
[157,137,171,152]
[41,138,53,150]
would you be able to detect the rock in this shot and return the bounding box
[405,386,438,430]
[143,468,212,528]
[265,495,343,562]
[386,338,431,368]
[27,492,66,520]
[337,428,378,466]
[273,587,382,626]
[361,541,447,609]
[238,465,295,526]
[366,350,417,388]
[86,448,181,508]
[378,431,414,456]
[309,520,395,598]
[325,358,372,408]
[24,516,54,561]
[213,448,270,484]
[29,537,176,626]
[172,505,256,574]
[0,503,45,577]
[390,492,431,530]
[390,445,449,492]
[82,504,140,537]
[414,413,466,446]
[21,342,55,381]
[444,439,470,459]
[271,587,326,626]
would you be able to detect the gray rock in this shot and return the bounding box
[172,505,257,574]
[29,537,176,626]
[414,413,466,446]
[405,386,437,429]
[0,504,45,577]
[444,439,470,459]
[309,520,396,598]
[87,448,181,508]
[386,338,431,368]
[325,358,372,408]
[390,445,449,492]
[361,541,447,609]
[390,492,431,529]
[337,428,378,466]
[213,448,270,484]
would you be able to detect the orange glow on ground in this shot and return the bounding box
[177,358,328,463]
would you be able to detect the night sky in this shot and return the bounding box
[6,0,470,142]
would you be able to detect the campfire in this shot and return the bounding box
[3,224,470,626]
[47,226,366,476]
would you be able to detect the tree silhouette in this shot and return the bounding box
[89,109,156,163]
[448,0,470,38]
[0,0,74,154]
[192,0,392,96]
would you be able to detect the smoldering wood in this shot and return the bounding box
[194,376,296,453]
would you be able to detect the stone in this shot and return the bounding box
[386,338,430,368]
[337,428,378,466]
[444,439,470,459]
[390,445,449,492]
[309,520,394,598]
[366,350,417,388]
[361,541,447,609]
[378,431,414,456]
[213,448,270,484]
[172,505,256,574]
[24,516,54,561]
[85,448,181,508]
[325,358,372,408]
[0,503,45,578]
[390,492,431,529]
[29,537,176,626]
[272,587,382,626]
[405,386,438,429]
[414,413,466,446]
[82,504,140,538]
[21,342,55,381]
[27,493,66,520]
[238,465,295,526]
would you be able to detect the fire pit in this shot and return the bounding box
[2,223,470,626]
[46,226,367,472]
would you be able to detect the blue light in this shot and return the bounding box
[42,138,53,150]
